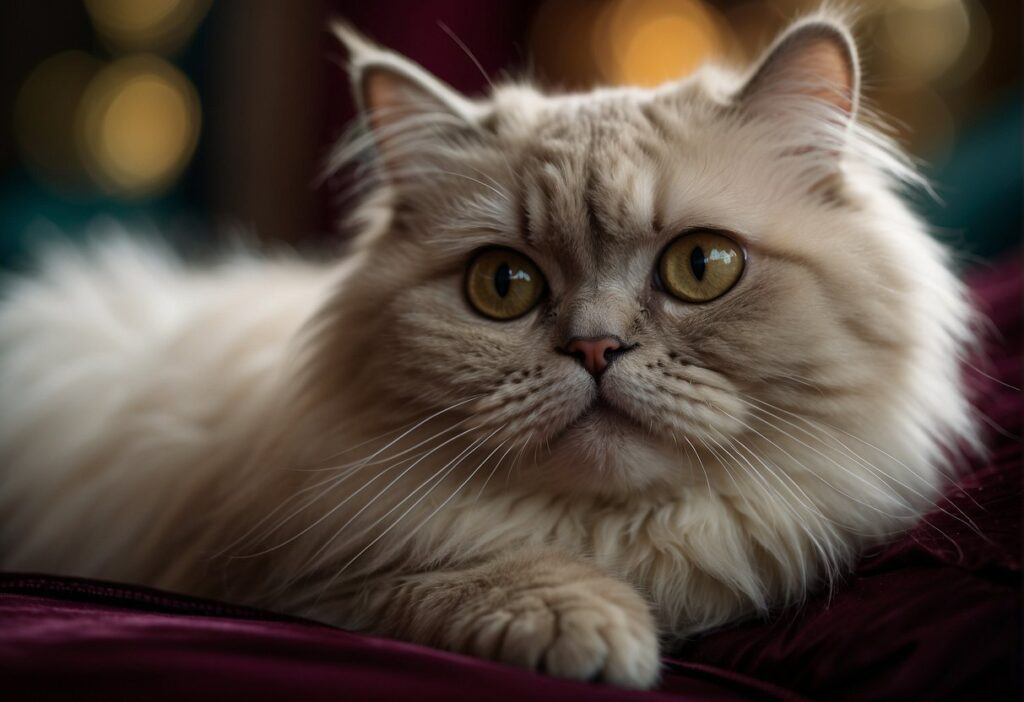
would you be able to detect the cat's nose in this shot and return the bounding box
[563,336,628,377]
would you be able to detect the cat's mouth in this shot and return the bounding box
[541,380,658,450]
[570,397,643,433]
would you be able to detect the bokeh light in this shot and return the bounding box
[78,56,201,198]
[1,0,1017,261]
[14,52,103,192]
[596,0,729,86]
[533,0,729,88]
[878,0,971,81]
[83,0,212,54]
[529,0,1001,166]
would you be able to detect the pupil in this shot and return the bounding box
[690,246,706,281]
[495,263,512,297]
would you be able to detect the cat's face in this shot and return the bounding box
[320,19,936,493]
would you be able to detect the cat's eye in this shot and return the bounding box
[465,248,545,320]
[657,230,745,303]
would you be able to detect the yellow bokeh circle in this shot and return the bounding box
[77,55,201,197]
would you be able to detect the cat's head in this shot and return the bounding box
[310,13,970,495]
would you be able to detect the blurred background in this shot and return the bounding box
[0,0,1019,267]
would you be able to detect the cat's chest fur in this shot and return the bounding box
[393,484,808,636]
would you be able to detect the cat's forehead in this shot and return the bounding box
[489,73,717,137]
[451,75,741,275]
[503,92,686,268]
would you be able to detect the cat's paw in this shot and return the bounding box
[455,577,660,688]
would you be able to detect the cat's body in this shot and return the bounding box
[0,14,976,688]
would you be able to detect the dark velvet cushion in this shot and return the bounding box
[2,258,1019,701]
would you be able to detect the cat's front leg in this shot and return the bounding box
[356,548,660,688]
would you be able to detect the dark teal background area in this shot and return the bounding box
[915,91,1023,263]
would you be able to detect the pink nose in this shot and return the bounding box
[564,336,623,377]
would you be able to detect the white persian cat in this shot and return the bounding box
[0,13,976,688]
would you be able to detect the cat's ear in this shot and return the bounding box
[332,21,481,170]
[736,17,859,129]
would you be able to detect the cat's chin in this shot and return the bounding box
[532,400,679,493]
[573,400,636,430]
[555,398,646,446]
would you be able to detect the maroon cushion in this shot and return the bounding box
[0,575,801,701]
[2,257,1019,701]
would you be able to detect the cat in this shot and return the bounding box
[0,10,977,689]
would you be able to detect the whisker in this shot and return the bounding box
[297,417,469,474]
[473,439,518,503]
[436,21,518,183]
[313,427,505,602]
[732,408,967,554]
[306,395,480,472]
[506,430,534,487]
[230,412,475,556]
[711,405,916,520]
[237,424,481,561]
[296,426,488,572]
[403,435,513,547]
[747,395,987,512]
[743,396,987,538]
[963,360,1021,392]
[434,170,510,201]
[709,435,820,589]
[697,437,772,607]
[683,435,712,494]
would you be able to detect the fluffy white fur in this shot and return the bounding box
[0,12,976,688]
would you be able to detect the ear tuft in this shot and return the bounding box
[739,17,859,123]
[330,19,379,69]
[330,19,479,168]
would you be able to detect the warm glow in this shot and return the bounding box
[530,0,610,87]
[622,13,717,85]
[84,0,211,53]
[78,56,200,197]
[533,0,727,88]
[597,0,725,86]
[13,51,101,191]
[880,0,972,79]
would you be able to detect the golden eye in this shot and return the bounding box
[658,230,745,303]
[465,248,545,320]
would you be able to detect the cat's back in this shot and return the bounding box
[0,235,334,580]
